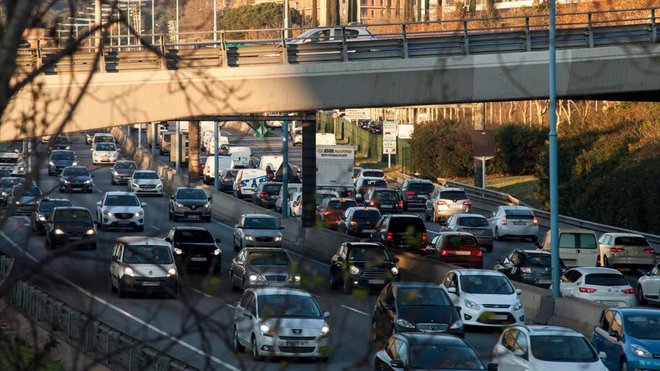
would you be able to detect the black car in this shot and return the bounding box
[0,177,25,206]
[374,333,496,371]
[494,249,566,288]
[368,121,383,134]
[372,282,464,341]
[0,170,11,178]
[164,226,222,273]
[398,178,434,211]
[8,184,42,215]
[59,166,94,193]
[219,169,238,192]
[48,136,71,153]
[337,206,382,238]
[364,188,403,214]
[45,206,97,250]
[329,242,400,294]
[32,198,73,234]
[371,214,428,253]
[110,160,137,185]
[168,187,212,222]
[48,150,77,175]
[251,181,282,209]
[358,120,370,130]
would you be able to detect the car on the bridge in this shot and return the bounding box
[423,232,483,269]
[91,141,119,165]
[494,325,607,371]
[45,206,97,250]
[289,191,303,217]
[597,232,655,271]
[443,269,525,328]
[371,214,428,253]
[353,168,385,182]
[96,191,146,231]
[376,333,494,371]
[229,247,299,291]
[128,170,164,196]
[233,168,267,199]
[494,249,566,288]
[109,236,178,298]
[8,183,42,215]
[336,206,381,238]
[371,282,464,341]
[291,127,303,146]
[316,197,358,229]
[287,25,375,44]
[396,178,434,211]
[110,160,137,185]
[31,198,72,234]
[329,242,399,294]
[441,214,494,252]
[363,188,403,214]
[164,226,222,274]
[554,267,635,308]
[0,177,25,206]
[251,181,282,209]
[274,183,301,213]
[232,287,330,361]
[424,187,472,224]
[58,166,94,193]
[158,131,171,155]
[168,187,212,222]
[488,205,539,242]
[47,150,77,175]
[233,213,283,251]
[92,132,115,146]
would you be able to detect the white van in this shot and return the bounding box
[233,169,267,199]
[229,146,252,168]
[316,133,336,146]
[539,228,599,267]
[259,155,284,172]
[275,183,302,212]
[92,133,115,147]
[203,156,235,184]
[205,135,230,155]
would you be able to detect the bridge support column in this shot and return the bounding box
[301,113,316,229]
[188,121,200,183]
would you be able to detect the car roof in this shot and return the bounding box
[53,206,89,212]
[346,242,385,249]
[346,206,379,212]
[615,308,660,315]
[603,232,646,238]
[399,333,470,346]
[114,159,135,163]
[50,149,74,154]
[500,205,533,210]
[390,214,422,219]
[134,169,156,173]
[436,231,477,237]
[105,191,136,196]
[554,228,597,234]
[117,236,170,246]
[570,267,623,275]
[393,282,445,290]
[244,247,288,254]
[171,226,209,231]
[243,213,276,219]
[63,165,87,170]
[40,198,70,203]
[451,214,486,218]
[514,325,583,336]
[453,269,505,277]
[359,176,386,181]
[250,287,311,297]
[438,187,465,192]
[521,249,551,255]
[406,178,433,183]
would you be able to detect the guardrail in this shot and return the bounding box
[0,254,197,371]
[16,6,659,74]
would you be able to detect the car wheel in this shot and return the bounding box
[172,214,178,222]
[233,327,245,352]
[233,240,240,252]
[371,320,380,342]
[637,286,648,305]
[110,275,117,293]
[45,237,52,250]
[111,179,116,185]
[203,216,211,222]
[495,227,502,241]
[169,286,177,299]
[530,235,538,243]
[230,271,239,292]
[168,210,173,220]
[117,282,126,298]
[251,335,262,361]
[343,277,353,295]
[98,223,105,232]
[329,271,338,290]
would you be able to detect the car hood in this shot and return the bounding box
[176,199,208,207]
[18,196,39,204]
[114,169,135,176]
[628,338,660,355]
[133,179,161,185]
[129,263,174,278]
[62,175,91,183]
[397,305,458,325]
[350,261,395,271]
[94,150,117,155]
[246,265,291,276]
[53,222,93,232]
[531,360,605,371]
[103,205,143,213]
[463,292,518,306]
[51,159,74,166]
[243,229,282,237]
[261,317,326,337]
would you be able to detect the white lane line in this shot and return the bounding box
[191,288,213,299]
[151,225,160,231]
[225,304,236,309]
[213,220,233,231]
[0,231,241,371]
[340,305,369,317]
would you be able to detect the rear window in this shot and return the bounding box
[374,191,399,201]
[390,217,425,233]
[364,179,387,187]
[408,182,434,193]
[524,254,552,267]
[584,273,628,286]
[362,170,383,178]
[559,233,597,249]
[444,235,478,248]
[439,191,469,201]
[352,209,381,222]
[457,217,488,227]
[262,184,281,193]
[614,236,649,247]
[504,209,534,219]
[327,199,358,210]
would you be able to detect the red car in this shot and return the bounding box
[423,232,483,268]
[315,197,358,229]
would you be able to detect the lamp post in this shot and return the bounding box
[151,0,155,43]
[176,0,179,43]
[549,0,560,299]
[213,0,218,42]
[284,0,290,39]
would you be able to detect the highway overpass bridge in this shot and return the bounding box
[3,7,660,140]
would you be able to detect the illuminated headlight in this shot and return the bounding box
[85,228,95,235]
[84,179,93,184]
[249,274,265,282]
[204,202,211,208]
[38,215,46,222]
[289,275,301,282]
[632,344,652,358]
[391,266,399,275]
[72,161,78,166]
[54,228,64,235]
[63,180,71,184]
[320,324,330,336]
[512,301,523,311]
[135,211,143,217]
[174,248,183,255]
[464,299,481,311]
[167,267,177,277]
[65,146,71,150]
[111,170,118,175]
[260,323,274,336]
[18,167,24,171]
[450,320,463,329]
[15,200,20,205]
[395,318,415,329]
[175,202,184,208]
[349,265,360,275]
[156,183,163,188]
[124,267,135,277]
[245,236,255,241]
[213,248,221,256]
[1,192,7,197]
[103,210,113,216]
[274,236,282,242]
[48,161,54,166]
[131,183,138,188]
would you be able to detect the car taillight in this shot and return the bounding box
[622,288,635,294]
[440,249,448,256]
[610,247,625,253]
[324,211,333,216]
[397,201,403,208]
[463,200,472,207]
[350,220,357,226]
[293,201,299,207]
[359,186,368,191]
[386,232,393,241]
[259,192,269,198]
[422,232,427,242]
[644,248,655,254]
[346,191,354,197]
[436,200,446,206]
[519,267,533,273]
[579,287,597,293]
[474,250,483,257]
[223,178,229,182]
[406,191,415,196]
[532,217,538,225]
[369,200,376,206]
[501,217,507,225]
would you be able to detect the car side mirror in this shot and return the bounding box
[516,289,522,296]
[323,311,331,318]
[141,202,147,207]
[235,225,242,229]
[207,197,212,202]
[487,363,498,371]
[164,237,171,242]
[534,243,542,249]
[279,226,285,230]
[447,287,457,294]
[608,330,621,340]
[390,360,404,368]
[96,201,101,206]
[598,351,607,361]
[393,257,399,263]
[513,349,526,357]
[215,238,221,244]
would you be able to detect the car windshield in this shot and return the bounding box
[105,195,140,206]
[411,344,485,370]
[408,182,434,193]
[244,217,278,229]
[559,232,597,249]
[352,209,381,223]
[134,172,158,179]
[54,136,69,143]
[53,209,92,224]
[327,199,358,211]
[39,200,72,212]
[348,246,390,262]
[223,170,237,179]
[364,179,386,187]
[457,217,488,227]
[525,254,552,267]
[439,191,469,200]
[63,167,89,176]
[23,186,42,197]
[115,162,136,169]
[177,188,207,200]
[96,143,116,151]
[95,136,113,143]
[315,193,337,204]
[123,245,173,264]
[248,251,290,266]
[460,275,514,295]
[50,152,75,160]
[444,235,478,248]
[162,134,171,142]
[614,236,649,246]
[584,273,628,286]
[397,287,451,306]
[0,178,23,188]
[530,336,597,363]
[624,313,660,340]
[374,191,399,201]
[258,294,321,319]
[174,230,214,243]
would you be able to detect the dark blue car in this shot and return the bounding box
[591,308,660,371]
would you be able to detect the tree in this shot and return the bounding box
[218,2,302,34]
[410,120,474,179]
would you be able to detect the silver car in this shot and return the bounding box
[424,187,471,223]
[442,214,494,252]
[488,205,539,242]
[128,170,164,196]
[233,288,331,361]
[597,232,655,270]
[229,247,300,291]
[233,214,283,252]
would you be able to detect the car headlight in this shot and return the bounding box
[84,179,93,184]
[174,248,183,255]
[65,146,71,150]
[131,183,138,188]
[124,267,135,277]
[249,274,266,282]
[175,202,184,208]
[167,267,177,277]
[391,266,399,275]
[450,320,463,329]
[260,323,274,337]
[289,275,301,282]
[156,183,163,188]
[18,167,24,171]
[135,211,143,217]
[63,180,70,184]
[213,248,221,256]
[103,210,112,216]
[395,318,416,329]
[112,152,118,157]
[111,170,118,175]
[48,161,54,166]
[85,228,95,235]
[54,228,64,235]
[464,299,481,311]
[320,324,330,336]
[274,236,282,242]
[38,214,46,222]
[513,301,523,311]
[245,236,255,241]
[1,192,7,197]
[349,265,360,275]
[632,344,653,358]
[204,202,210,208]
[72,161,78,166]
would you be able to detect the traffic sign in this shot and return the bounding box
[382,120,397,155]
[255,124,267,137]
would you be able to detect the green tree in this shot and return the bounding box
[410,120,474,179]
[218,3,302,33]
[493,124,546,175]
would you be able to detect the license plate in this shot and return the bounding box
[514,221,527,225]
[191,257,207,262]
[69,236,82,240]
[368,279,385,284]
[142,282,159,287]
[188,215,200,219]
[454,251,471,255]
[117,221,131,224]
[362,229,376,233]
[381,205,392,209]
[491,314,508,320]
[538,280,552,284]
[285,340,310,347]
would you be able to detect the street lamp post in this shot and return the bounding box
[549,0,560,299]
[176,0,179,43]
[213,0,218,42]
[284,0,290,39]
[151,0,155,43]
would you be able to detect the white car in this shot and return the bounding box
[493,325,608,371]
[96,191,146,232]
[292,127,302,146]
[275,183,302,212]
[289,191,302,217]
[92,142,119,165]
[555,267,635,307]
[597,232,655,270]
[353,168,385,182]
[233,288,330,361]
[488,205,539,242]
[287,26,375,44]
[442,269,525,327]
[128,170,163,196]
[636,262,660,305]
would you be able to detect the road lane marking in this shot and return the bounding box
[340,305,369,316]
[191,288,213,298]
[151,225,160,231]
[0,231,241,371]
[225,304,236,309]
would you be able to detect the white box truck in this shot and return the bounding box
[316,145,355,197]
[203,156,235,184]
